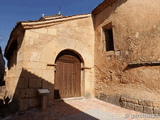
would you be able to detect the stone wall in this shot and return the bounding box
[5,14,95,110]
[93,0,160,114]
[120,96,160,115]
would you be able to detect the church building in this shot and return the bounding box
[4,0,160,114]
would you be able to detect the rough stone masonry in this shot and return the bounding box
[3,0,160,115]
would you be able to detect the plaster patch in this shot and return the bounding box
[30,52,40,62]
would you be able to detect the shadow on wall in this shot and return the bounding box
[13,69,54,111]
[0,69,98,120]
[6,39,18,71]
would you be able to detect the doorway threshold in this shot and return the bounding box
[54,97,84,102]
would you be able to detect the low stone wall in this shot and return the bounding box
[96,94,160,115]
[120,96,160,115]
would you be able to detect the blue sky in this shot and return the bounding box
[0,0,103,54]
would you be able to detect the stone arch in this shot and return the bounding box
[55,49,84,66]
[54,49,84,99]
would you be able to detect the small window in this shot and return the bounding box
[103,23,114,51]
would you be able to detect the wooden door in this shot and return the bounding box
[54,51,81,99]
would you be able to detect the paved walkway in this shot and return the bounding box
[3,98,160,120]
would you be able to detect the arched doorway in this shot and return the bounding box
[54,50,82,99]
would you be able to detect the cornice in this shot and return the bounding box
[20,14,91,29]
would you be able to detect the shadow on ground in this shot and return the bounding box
[9,100,99,120]
[0,69,98,120]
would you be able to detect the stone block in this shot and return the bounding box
[120,101,126,108]
[23,62,46,69]
[0,86,6,93]
[35,28,48,34]
[29,52,40,62]
[143,106,153,114]
[42,80,52,88]
[153,101,160,107]
[34,70,43,78]
[47,28,57,35]
[96,93,108,102]
[107,95,121,106]
[29,98,40,107]
[20,89,38,98]
[15,68,23,77]
[17,52,24,62]
[135,104,143,113]
[125,98,138,104]
[138,100,143,105]
[20,69,35,78]
[42,70,54,83]
[25,30,39,39]
[126,102,135,110]
[29,38,34,45]
[153,107,160,115]
[120,96,126,102]
[17,78,29,89]
[38,33,49,40]
[143,100,153,107]
[139,100,153,107]
[42,80,54,92]
[19,99,29,111]
[29,78,42,89]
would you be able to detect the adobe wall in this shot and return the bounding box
[94,0,160,114]
[15,15,95,110]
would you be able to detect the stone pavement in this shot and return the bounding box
[3,98,160,120]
